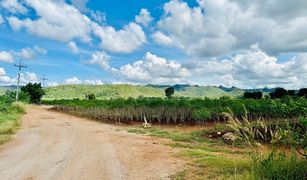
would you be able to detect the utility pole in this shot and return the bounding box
[14,58,27,102]
[40,75,48,87]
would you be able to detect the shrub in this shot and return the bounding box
[224,109,285,146]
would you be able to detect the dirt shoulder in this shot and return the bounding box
[0,106,185,180]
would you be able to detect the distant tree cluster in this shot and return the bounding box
[269,88,307,98]
[243,87,307,99]
[243,91,263,99]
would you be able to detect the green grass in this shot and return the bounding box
[0,103,25,144]
[128,127,209,143]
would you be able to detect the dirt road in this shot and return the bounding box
[0,106,184,180]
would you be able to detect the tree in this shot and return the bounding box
[165,87,175,98]
[298,88,307,97]
[269,88,288,99]
[243,91,262,99]
[21,83,45,104]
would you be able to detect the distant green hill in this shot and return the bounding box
[0,86,17,95]
[43,84,244,100]
[43,84,164,100]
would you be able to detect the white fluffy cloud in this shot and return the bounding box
[0,70,39,85]
[135,9,153,27]
[8,0,92,42]
[113,52,190,84]
[67,41,80,54]
[1,0,28,14]
[0,68,12,83]
[65,77,82,85]
[0,51,14,63]
[92,22,147,53]
[154,0,307,57]
[87,51,110,70]
[185,45,307,88]
[65,77,104,85]
[5,0,147,53]
[0,68,6,76]
[19,72,39,84]
[15,46,47,60]
[114,46,307,88]
[152,31,174,47]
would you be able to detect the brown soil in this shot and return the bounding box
[0,106,184,180]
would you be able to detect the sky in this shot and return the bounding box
[0,0,306,89]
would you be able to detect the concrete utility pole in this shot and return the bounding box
[40,75,48,87]
[14,58,27,102]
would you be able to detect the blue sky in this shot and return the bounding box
[0,0,306,89]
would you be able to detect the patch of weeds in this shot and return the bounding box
[167,142,247,155]
[170,170,187,180]
[183,149,216,158]
[127,128,147,134]
[182,148,252,179]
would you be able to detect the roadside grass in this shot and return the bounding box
[127,125,253,179]
[126,125,307,179]
[0,103,25,144]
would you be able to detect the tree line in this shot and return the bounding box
[243,87,307,99]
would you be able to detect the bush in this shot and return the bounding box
[251,152,307,180]
[21,83,45,104]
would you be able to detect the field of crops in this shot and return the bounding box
[44,97,307,124]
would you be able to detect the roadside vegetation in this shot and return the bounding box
[44,87,307,179]
[0,83,45,144]
[0,95,25,144]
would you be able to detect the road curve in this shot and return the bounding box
[0,106,183,180]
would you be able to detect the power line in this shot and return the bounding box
[40,75,48,87]
[14,58,27,102]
